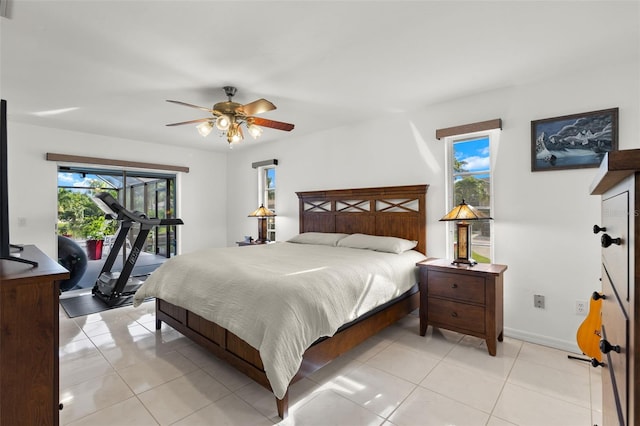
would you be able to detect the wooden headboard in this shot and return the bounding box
[296,184,428,255]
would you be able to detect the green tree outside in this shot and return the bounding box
[57,185,117,239]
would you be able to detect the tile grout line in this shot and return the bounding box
[483,339,524,425]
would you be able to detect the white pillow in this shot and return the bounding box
[337,233,418,254]
[287,232,349,246]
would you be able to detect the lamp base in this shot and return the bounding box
[256,217,268,244]
[451,258,477,266]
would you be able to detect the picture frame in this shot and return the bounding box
[531,107,618,172]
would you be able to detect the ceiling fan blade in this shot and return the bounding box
[166,118,212,126]
[166,100,214,113]
[250,117,295,132]
[238,99,276,116]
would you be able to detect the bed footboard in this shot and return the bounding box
[155,299,267,383]
[154,289,419,419]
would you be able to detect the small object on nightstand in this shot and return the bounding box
[248,204,276,244]
[236,237,272,247]
[237,236,256,246]
[439,200,492,266]
[417,258,507,356]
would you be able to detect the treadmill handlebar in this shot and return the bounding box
[94,193,184,227]
[161,218,184,225]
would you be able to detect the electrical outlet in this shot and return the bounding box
[576,300,588,315]
[534,294,545,309]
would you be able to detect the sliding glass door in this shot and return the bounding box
[57,166,178,292]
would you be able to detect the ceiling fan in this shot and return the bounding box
[166,86,295,145]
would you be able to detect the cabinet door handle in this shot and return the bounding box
[593,224,607,234]
[451,312,458,317]
[600,339,621,354]
[601,234,622,248]
[451,283,458,289]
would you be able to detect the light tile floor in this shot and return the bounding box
[59,302,602,426]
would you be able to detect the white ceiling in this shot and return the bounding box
[1,1,638,152]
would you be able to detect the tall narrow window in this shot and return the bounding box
[445,132,495,263]
[258,166,276,241]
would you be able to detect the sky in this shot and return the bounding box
[454,137,490,172]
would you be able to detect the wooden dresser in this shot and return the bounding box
[417,258,507,356]
[590,149,640,426]
[0,245,69,426]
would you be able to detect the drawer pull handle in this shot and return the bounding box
[451,283,458,289]
[451,312,458,317]
[593,224,607,234]
[600,339,621,354]
[590,358,604,368]
[601,234,622,248]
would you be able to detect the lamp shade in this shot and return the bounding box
[215,115,231,131]
[247,123,263,139]
[440,199,492,221]
[196,121,214,137]
[248,204,276,218]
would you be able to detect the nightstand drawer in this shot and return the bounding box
[427,299,485,334]
[428,271,485,304]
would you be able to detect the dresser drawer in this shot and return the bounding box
[602,191,630,303]
[427,271,485,304]
[427,298,485,334]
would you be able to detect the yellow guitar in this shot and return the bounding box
[576,291,603,363]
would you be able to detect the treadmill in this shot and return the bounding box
[91,192,184,307]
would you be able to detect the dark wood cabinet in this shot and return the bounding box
[0,245,69,426]
[590,149,640,426]
[417,258,507,356]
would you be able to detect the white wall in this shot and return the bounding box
[7,123,227,257]
[6,58,638,353]
[225,58,639,353]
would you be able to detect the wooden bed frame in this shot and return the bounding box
[154,184,428,418]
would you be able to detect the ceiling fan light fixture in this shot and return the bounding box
[227,123,243,144]
[247,123,263,139]
[166,86,294,145]
[196,121,213,137]
[215,114,231,131]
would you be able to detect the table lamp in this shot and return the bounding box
[248,204,276,243]
[440,199,492,266]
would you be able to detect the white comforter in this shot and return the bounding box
[133,242,425,399]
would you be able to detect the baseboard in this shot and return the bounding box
[504,327,581,354]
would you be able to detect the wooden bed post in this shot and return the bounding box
[276,393,288,419]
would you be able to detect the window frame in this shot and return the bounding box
[257,165,276,241]
[443,129,498,263]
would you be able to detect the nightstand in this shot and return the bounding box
[236,240,266,246]
[236,240,275,246]
[417,258,507,356]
